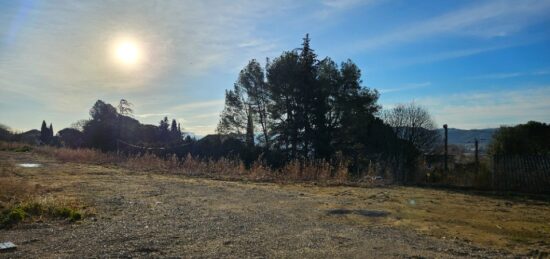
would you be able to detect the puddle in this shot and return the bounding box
[17,163,42,168]
[327,209,389,218]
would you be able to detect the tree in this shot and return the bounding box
[49,123,54,138]
[158,116,170,142]
[488,121,550,155]
[170,119,178,133]
[58,128,84,148]
[0,124,12,141]
[297,34,317,157]
[118,99,133,116]
[217,59,270,148]
[240,59,271,148]
[382,102,439,152]
[82,100,119,151]
[266,51,302,158]
[217,86,248,135]
[90,100,118,122]
[170,119,182,143]
[40,120,50,144]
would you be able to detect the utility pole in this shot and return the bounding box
[443,124,448,171]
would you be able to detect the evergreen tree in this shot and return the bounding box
[266,51,301,158]
[298,34,317,157]
[170,119,178,133]
[159,116,170,142]
[40,120,49,144]
[49,123,54,138]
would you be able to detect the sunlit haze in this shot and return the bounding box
[113,39,142,67]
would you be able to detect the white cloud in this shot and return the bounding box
[413,86,550,129]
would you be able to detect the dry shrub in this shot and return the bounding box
[280,159,349,183]
[249,158,272,180]
[204,157,245,176]
[31,145,357,184]
[332,159,350,183]
[181,153,201,175]
[125,153,170,172]
[36,146,119,164]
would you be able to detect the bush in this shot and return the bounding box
[13,146,32,152]
[0,207,26,228]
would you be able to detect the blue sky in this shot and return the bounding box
[1,0,549,135]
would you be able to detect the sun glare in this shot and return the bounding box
[112,39,142,67]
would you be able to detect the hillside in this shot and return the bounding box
[436,128,497,152]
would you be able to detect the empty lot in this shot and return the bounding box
[1,151,549,258]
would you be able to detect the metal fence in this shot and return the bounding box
[492,155,550,194]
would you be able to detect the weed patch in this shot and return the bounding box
[1,197,85,228]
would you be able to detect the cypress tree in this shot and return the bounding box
[49,123,54,138]
[40,120,48,144]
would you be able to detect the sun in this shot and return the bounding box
[112,38,142,67]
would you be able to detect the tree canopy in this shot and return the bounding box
[489,121,550,155]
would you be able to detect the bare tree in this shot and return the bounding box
[382,102,439,152]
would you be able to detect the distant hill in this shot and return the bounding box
[436,128,498,153]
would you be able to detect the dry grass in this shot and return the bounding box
[2,147,549,256]
[33,145,352,184]
[36,146,120,164]
[0,157,87,228]
[288,185,550,255]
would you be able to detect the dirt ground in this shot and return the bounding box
[1,151,549,258]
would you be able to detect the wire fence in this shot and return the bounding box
[492,155,550,194]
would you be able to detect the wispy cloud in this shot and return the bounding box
[0,1,291,132]
[352,0,550,51]
[135,113,171,119]
[377,82,431,94]
[315,0,381,20]
[171,99,224,112]
[322,0,377,9]
[467,68,550,80]
[396,45,513,66]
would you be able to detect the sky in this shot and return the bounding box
[1,0,550,135]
